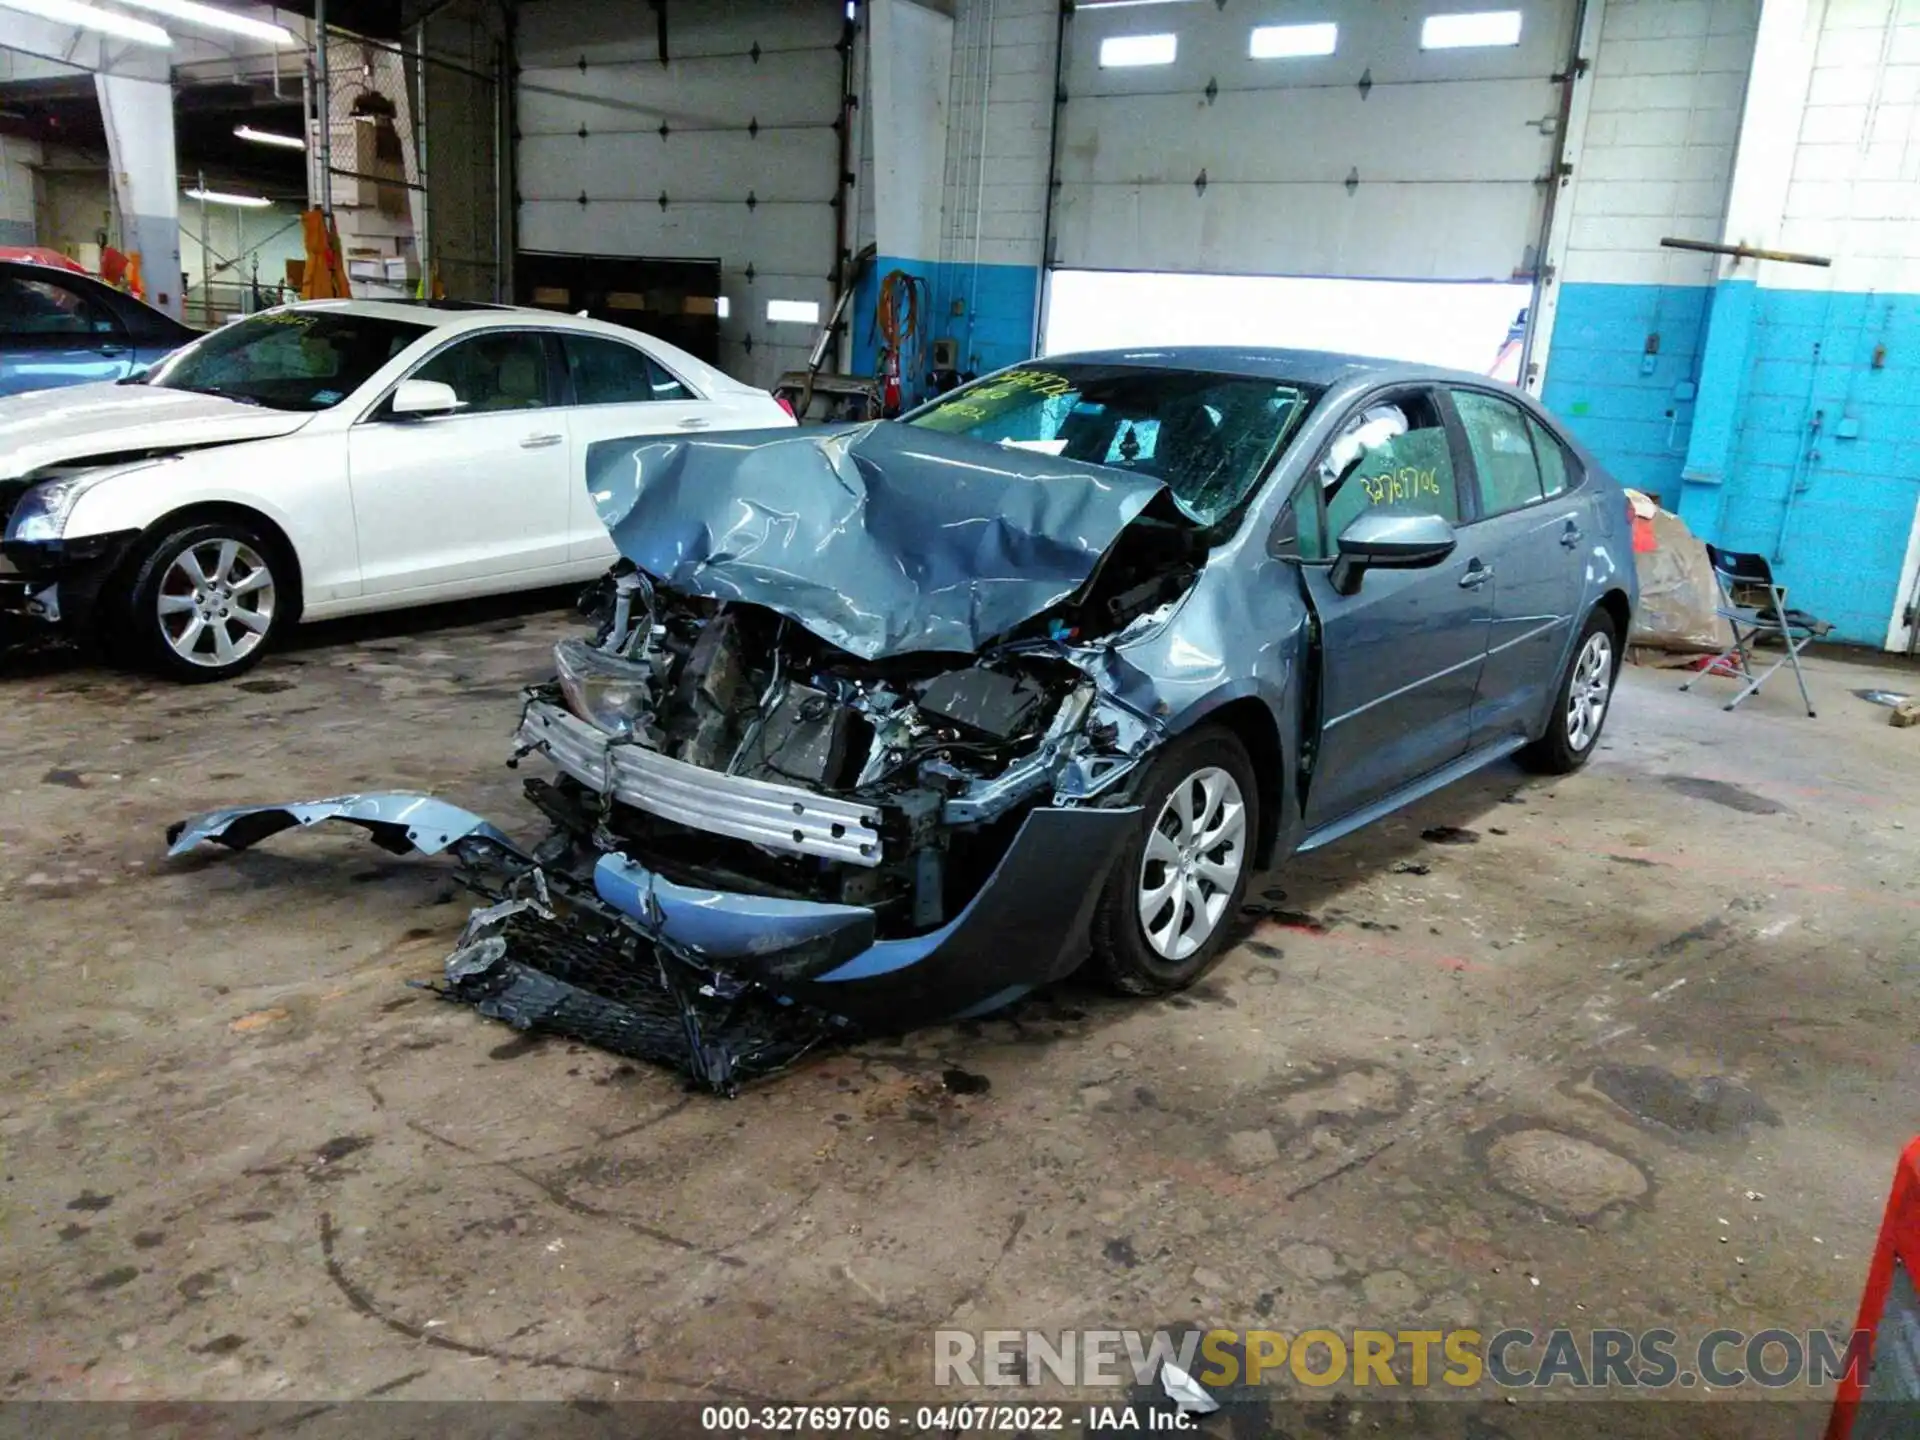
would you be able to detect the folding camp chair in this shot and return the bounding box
[1679,545,1831,716]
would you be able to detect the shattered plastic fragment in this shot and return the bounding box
[1161,1361,1219,1415]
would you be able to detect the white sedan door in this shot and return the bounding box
[554,332,740,565]
[347,329,574,597]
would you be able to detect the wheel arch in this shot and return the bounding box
[126,503,307,624]
[1175,695,1287,868]
[1594,586,1631,657]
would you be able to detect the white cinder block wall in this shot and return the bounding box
[1539,0,1759,507]
[1665,0,1920,649]
[855,0,1054,377]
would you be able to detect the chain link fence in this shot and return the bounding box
[320,8,505,302]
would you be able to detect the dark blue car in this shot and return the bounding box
[170,349,1637,1089]
[0,260,197,396]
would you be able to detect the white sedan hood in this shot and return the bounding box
[0,382,312,482]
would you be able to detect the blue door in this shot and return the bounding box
[1447,388,1590,749]
[1294,386,1493,829]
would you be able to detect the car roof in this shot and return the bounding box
[1040,345,1526,396]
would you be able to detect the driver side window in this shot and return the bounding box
[1303,391,1459,559]
[410,332,551,412]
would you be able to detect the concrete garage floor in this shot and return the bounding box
[2,597,1915,1430]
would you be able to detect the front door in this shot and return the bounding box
[1295,387,1493,830]
[347,329,573,596]
[1447,388,1589,748]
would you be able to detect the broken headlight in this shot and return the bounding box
[554,637,653,738]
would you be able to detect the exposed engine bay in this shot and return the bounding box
[523,503,1203,938]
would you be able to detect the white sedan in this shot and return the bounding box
[0,300,794,680]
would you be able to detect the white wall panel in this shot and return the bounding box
[518,130,836,204]
[1559,0,1757,291]
[1051,0,1579,280]
[1054,177,1546,280]
[514,0,845,386]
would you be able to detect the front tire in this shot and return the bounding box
[119,521,286,682]
[1518,607,1619,775]
[1091,727,1259,996]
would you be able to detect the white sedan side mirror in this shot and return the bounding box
[390,379,463,418]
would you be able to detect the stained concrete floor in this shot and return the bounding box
[2,596,1915,1434]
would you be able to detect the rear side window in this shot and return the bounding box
[646,356,693,401]
[1527,414,1572,497]
[564,335,654,405]
[1311,390,1461,558]
[1453,389,1545,517]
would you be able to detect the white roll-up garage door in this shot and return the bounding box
[1051,2,1577,282]
[515,1,845,385]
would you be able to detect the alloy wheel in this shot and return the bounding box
[1138,765,1248,962]
[1566,629,1614,752]
[156,537,277,670]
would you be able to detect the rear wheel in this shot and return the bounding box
[119,521,286,682]
[1091,727,1259,996]
[1518,607,1619,774]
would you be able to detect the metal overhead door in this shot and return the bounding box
[1051,3,1578,282]
[515,1,845,386]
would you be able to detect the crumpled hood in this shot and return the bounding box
[0,382,311,481]
[586,421,1169,659]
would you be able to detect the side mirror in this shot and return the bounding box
[389,378,462,418]
[1329,510,1457,596]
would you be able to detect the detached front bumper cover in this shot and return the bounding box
[165,788,1136,1090]
[165,792,842,1093]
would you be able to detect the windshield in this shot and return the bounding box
[905,362,1318,525]
[142,309,430,412]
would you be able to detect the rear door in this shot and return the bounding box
[347,327,574,596]
[557,332,729,564]
[1295,386,1492,830]
[0,271,135,395]
[1446,387,1588,748]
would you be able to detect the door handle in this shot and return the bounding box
[677,416,712,430]
[1459,561,1493,589]
[1560,521,1583,548]
[520,433,564,449]
[96,344,128,357]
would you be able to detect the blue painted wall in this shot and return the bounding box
[1544,281,1920,648]
[1541,282,1714,508]
[851,254,1040,397]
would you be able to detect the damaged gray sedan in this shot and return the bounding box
[171,349,1635,1086]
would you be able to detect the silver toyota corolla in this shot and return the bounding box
[172,349,1636,1087]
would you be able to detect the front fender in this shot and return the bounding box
[63,432,353,605]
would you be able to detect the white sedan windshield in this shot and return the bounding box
[143,310,430,412]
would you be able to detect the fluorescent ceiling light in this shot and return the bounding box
[117,0,294,44]
[1421,10,1523,49]
[766,299,820,325]
[234,124,305,150]
[1077,1,1197,8]
[0,0,171,46]
[1250,21,1337,58]
[1099,32,1178,67]
[186,188,272,208]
